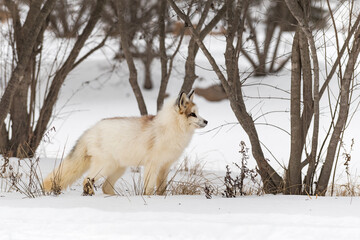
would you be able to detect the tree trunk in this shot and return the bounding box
[8,12,47,158]
[181,40,198,93]
[143,59,153,90]
[180,3,226,93]
[300,28,315,194]
[316,29,360,195]
[286,30,302,194]
[157,0,168,110]
[285,0,320,195]
[9,61,32,157]
[0,0,56,131]
[230,99,283,193]
[0,122,9,152]
[143,39,154,90]
[117,0,147,115]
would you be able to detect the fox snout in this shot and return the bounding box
[198,118,208,128]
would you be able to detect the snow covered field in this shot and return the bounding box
[2,5,360,238]
[1,193,360,240]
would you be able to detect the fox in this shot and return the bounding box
[43,91,207,196]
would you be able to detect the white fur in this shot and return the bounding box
[43,94,207,195]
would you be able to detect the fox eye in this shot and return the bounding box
[189,113,197,118]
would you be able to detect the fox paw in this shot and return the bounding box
[83,177,95,196]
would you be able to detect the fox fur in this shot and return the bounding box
[43,91,207,195]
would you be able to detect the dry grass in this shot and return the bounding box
[329,174,360,197]
[0,157,22,193]
[0,156,45,197]
[166,159,221,196]
[331,184,360,196]
[107,169,144,197]
[2,153,359,198]
[106,157,221,197]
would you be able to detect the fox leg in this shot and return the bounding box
[83,177,96,196]
[82,162,111,196]
[102,167,126,195]
[144,163,159,195]
[156,162,173,195]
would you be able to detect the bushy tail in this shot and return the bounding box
[43,140,90,193]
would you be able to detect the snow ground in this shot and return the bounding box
[1,193,360,240]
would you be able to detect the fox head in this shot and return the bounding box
[176,90,208,128]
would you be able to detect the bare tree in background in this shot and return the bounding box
[179,0,226,93]
[103,0,185,112]
[240,1,327,77]
[102,0,160,90]
[240,1,292,76]
[48,0,95,38]
[0,0,106,157]
[157,0,185,110]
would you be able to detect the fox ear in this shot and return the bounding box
[176,91,189,111]
[188,90,194,102]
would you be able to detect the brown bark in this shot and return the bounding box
[0,0,56,131]
[181,0,211,93]
[8,8,48,157]
[9,61,33,157]
[143,60,153,90]
[143,40,154,90]
[29,0,106,154]
[157,1,185,111]
[157,0,169,110]
[300,29,315,194]
[243,13,274,76]
[180,4,226,93]
[0,122,9,152]
[240,2,290,77]
[286,30,302,194]
[117,0,147,115]
[319,14,360,97]
[286,25,315,194]
[285,0,320,195]
[316,28,360,195]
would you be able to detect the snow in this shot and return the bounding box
[1,194,360,240]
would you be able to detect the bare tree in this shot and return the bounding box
[103,0,160,90]
[240,1,326,77]
[284,0,320,195]
[315,14,360,194]
[115,1,147,115]
[170,0,360,195]
[104,0,185,112]
[241,1,291,76]
[284,0,360,195]
[48,0,94,38]
[180,0,226,93]
[0,0,106,157]
[0,0,57,157]
[157,0,170,110]
[168,0,283,193]
[157,0,185,110]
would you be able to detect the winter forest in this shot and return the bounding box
[1,0,360,239]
